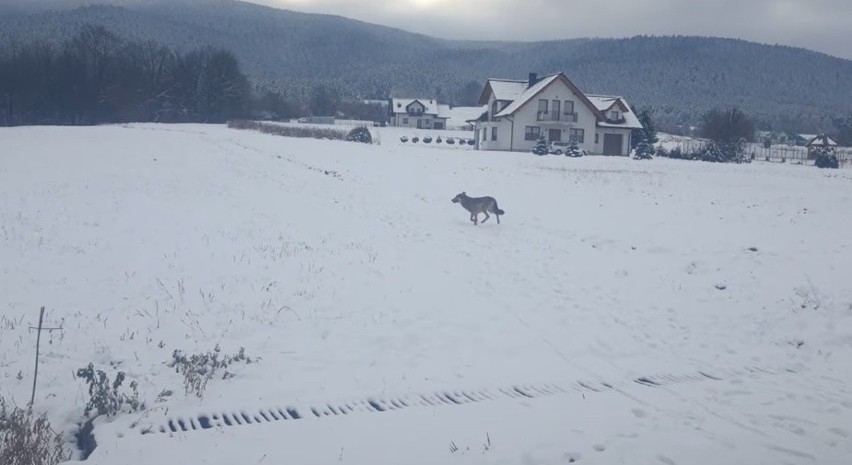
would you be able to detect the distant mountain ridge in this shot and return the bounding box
[1,0,850,131]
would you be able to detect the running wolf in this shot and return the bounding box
[451,192,505,225]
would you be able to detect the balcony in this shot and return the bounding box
[536,112,578,124]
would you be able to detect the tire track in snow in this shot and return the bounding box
[141,365,796,435]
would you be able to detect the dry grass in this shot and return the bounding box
[228,120,349,141]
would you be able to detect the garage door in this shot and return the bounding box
[603,134,623,156]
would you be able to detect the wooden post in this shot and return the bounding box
[28,306,62,407]
[30,306,45,406]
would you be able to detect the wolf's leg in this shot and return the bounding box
[481,211,489,223]
[472,212,478,225]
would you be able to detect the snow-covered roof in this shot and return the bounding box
[440,105,487,128]
[486,79,529,102]
[807,135,838,146]
[586,94,643,129]
[390,98,442,116]
[495,74,562,117]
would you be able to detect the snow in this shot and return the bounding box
[485,79,528,102]
[1,123,851,464]
[495,74,561,117]
[586,95,644,129]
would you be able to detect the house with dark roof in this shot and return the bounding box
[472,73,643,155]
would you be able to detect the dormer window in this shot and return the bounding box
[610,110,620,120]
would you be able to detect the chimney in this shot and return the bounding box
[528,73,538,88]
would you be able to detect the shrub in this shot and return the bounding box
[436,136,443,143]
[633,139,654,160]
[565,139,584,157]
[412,137,419,143]
[467,139,475,146]
[532,137,549,155]
[400,136,409,143]
[814,148,839,169]
[76,364,145,418]
[345,127,372,144]
[446,137,456,145]
[423,136,433,143]
[169,346,254,398]
[0,397,70,465]
[227,120,348,141]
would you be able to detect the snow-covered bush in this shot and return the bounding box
[169,346,254,398]
[532,137,548,155]
[436,136,443,143]
[814,147,839,169]
[400,136,409,143]
[412,137,419,143]
[446,137,456,145]
[345,127,372,144]
[633,139,654,160]
[0,397,70,465]
[76,364,145,418]
[566,139,584,157]
[423,136,433,143]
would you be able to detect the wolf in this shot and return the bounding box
[451,192,505,225]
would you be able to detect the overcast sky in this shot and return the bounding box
[247,0,852,59]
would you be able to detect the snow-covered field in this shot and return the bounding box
[1,123,851,465]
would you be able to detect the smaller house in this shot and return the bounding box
[388,98,448,129]
[807,134,838,159]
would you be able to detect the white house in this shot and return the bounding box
[388,98,449,130]
[472,73,643,155]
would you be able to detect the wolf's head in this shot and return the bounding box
[451,192,466,203]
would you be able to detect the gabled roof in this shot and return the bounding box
[390,98,441,116]
[478,79,528,105]
[586,94,643,129]
[807,134,837,146]
[494,73,605,121]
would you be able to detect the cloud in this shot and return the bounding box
[247,0,852,59]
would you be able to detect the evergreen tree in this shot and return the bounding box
[532,137,549,155]
[814,146,839,169]
[634,138,654,160]
[566,139,583,157]
[632,109,658,150]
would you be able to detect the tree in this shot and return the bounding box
[631,109,658,150]
[310,84,340,116]
[532,137,548,155]
[699,107,755,162]
[832,113,852,146]
[814,146,839,169]
[454,80,482,106]
[634,138,654,160]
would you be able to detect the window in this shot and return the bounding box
[538,99,548,114]
[552,100,561,120]
[524,126,540,141]
[563,100,574,114]
[481,128,487,141]
[492,101,499,118]
[548,128,561,141]
[594,133,599,144]
[569,128,585,143]
[491,127,498,141]
[402,118,409,124]
[610,110,620,120]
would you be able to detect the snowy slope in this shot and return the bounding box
[0,124,851,464]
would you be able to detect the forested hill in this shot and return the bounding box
[1,0,850,131]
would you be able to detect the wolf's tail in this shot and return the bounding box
[496,208,505,215]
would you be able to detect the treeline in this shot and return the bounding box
[0,25,252,125]
[0,25,386,126]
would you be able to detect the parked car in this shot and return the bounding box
[548,141,586,156]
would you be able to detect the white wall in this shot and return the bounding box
[390,115,448,129]
[477,79,599,153]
